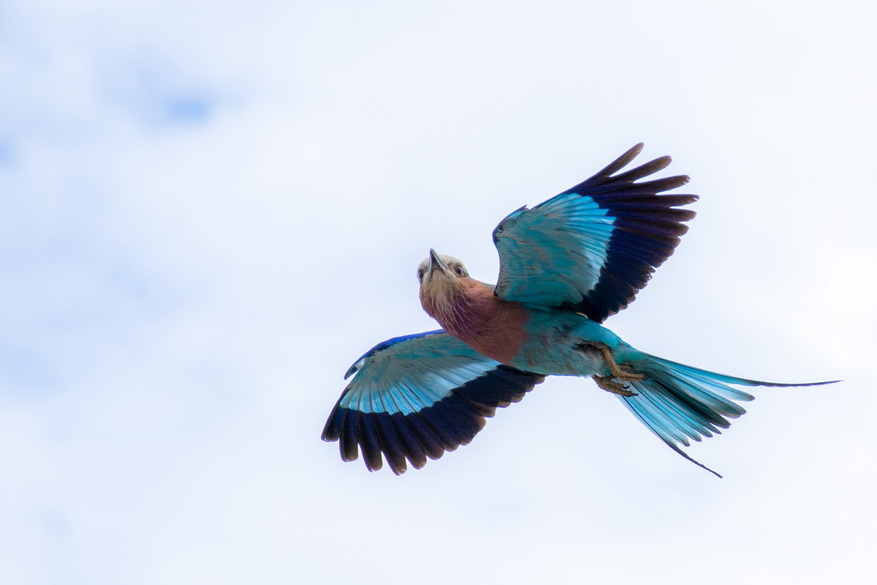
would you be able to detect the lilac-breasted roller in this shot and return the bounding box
[322,144,834,477]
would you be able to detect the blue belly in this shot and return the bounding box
[510,309,636,377]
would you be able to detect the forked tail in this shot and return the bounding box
[618,355,838,477]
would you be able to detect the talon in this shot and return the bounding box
[593,374,636,397]
[600,346,643,382]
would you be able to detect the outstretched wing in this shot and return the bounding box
[493,143,697,322]
[322,330,545,475]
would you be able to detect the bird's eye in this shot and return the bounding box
[454,265,465,276]
[417,268,425,283]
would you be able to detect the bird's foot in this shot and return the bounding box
[593,375,636,397]
[600,346,644,382]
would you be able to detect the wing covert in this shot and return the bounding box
[322,330,545,474]
[493,143,698,322]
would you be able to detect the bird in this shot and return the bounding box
[321,143,835,477]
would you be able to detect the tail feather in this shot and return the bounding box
[619,354,838,478]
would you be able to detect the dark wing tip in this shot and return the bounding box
[593,143,645,178]
[561,147,699,322]
[321,388,349,442]
[650,174,690,191]
[323,366,545,475]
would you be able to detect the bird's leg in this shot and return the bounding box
[599,345,643,382]
[592,374,636,397]
[590,345,642,397]
[576,342,643,396]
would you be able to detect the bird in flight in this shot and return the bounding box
[322,144,833,477]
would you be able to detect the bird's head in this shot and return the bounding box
[417,249,470,320]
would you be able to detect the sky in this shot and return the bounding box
[1,1,875,583]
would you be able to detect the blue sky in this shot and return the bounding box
[1,1,875,583]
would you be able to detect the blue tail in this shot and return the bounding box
[618,355,838,477]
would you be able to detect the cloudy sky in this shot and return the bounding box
[1,1,875,583]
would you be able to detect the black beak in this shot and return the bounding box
[428,249,449,276]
